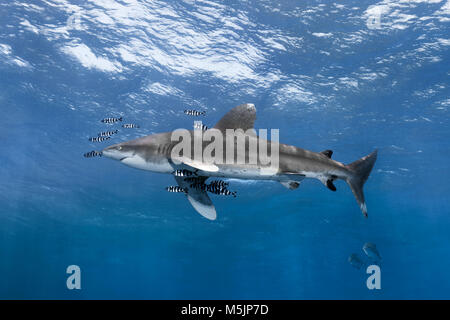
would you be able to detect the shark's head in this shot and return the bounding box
[102,136,170,172]
[102,141,139,163]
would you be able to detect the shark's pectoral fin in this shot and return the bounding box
[186,190,217,220]
[214,103,256,133]
[320,150,333,158]
[280,181,301,190]
[174,157,219,172]
[174,176,217,220]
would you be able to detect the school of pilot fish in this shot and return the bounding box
[83,116,139,158]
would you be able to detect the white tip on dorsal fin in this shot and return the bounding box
[213,103,256,133]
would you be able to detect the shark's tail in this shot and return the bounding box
[345,150,378,218]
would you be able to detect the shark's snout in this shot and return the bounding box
[102,143,129,161]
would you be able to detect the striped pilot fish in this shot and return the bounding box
[101,116,123,124]
[122,124,140,129]
[193,122,208,131]
[208,187,236,197]
[83,150,102,158]
[208,180,229,188]
[182,177,204,183]
[190,182,236,197]
[190,183,208,191]
[166,186,187,193]
[219,189,236,197]
[89,136,111,142]
[98,129,118,137]
[173,169,198,177]
[184,109,205,116]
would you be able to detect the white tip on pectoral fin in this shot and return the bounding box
[187,194,217,220]
[174,175,217,220]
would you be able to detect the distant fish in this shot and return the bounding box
[98,129,118,137]
[122,124,140,129]
[363,243,382,262]
[173,169,198,177]
[193,122,208,131]
[83,150,102,158]
[184,109,205,116]
[89,136,111,142]
[166,186,186,193]
[348,253,365,270]
[101,116,123,124]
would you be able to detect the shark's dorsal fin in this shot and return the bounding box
[214,103,256,133]
[320,150,333,158]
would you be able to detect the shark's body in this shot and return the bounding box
[103,104,377,220]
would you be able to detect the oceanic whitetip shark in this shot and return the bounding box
[102,104,377,220]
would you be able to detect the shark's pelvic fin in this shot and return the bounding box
[279,173,305,189]
[280,181,301,190]
[320,150,333,158]
[214,103,256,133]
[174,176,217,220]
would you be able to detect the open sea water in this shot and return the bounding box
[0,0,449,299]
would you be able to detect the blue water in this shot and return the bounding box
[0,0,449,299]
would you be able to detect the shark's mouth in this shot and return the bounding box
[119,157,128,162]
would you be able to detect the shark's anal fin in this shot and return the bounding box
[319,175,338,192]
[174,176,217,220]
[214,103,256,133]
[326,179,337,191]
[320,150,333,158]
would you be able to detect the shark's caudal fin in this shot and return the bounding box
[345,150,378,218]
